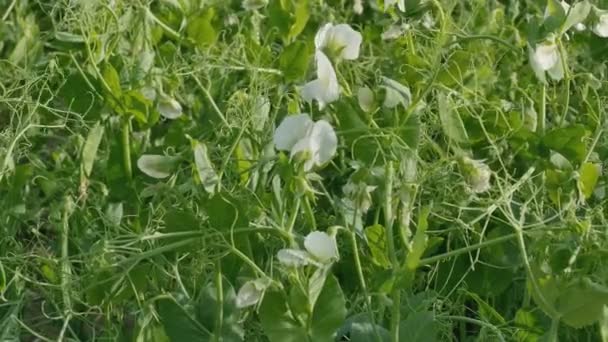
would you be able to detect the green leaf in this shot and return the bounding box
[187,10,217,47]
[365,224,390,268]
[438,93,469,144]
[136,154,180,179]
[260,289,307,342]
[192,140,219,194]
[156,296,210,341]
[101,63,122,98]
[196,277,244,341]
[82,121,104,177]
[514,309,542,342]
[578,162,600,199]
[557,279,608,328]
[399,311,440,342]
[287,0,309,42]
[542,125,588,163]
[308,266,329,310]
[466,291,506,325]
[405,206,430,270]
[279,41,311,81]
[544,0,567,32]
[562,1,591,33]
[310,274,347,340]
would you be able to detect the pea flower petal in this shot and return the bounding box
[304,231,338,263]
[533,42,559,71]
[301,51,340,110]
[236,278,270,308]
[157,96,183,119]
[277,249,311,267]
[593,13,608,37]
[314,23,362,60]
[273,114,314,151]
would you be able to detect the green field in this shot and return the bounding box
[1,0,608,341]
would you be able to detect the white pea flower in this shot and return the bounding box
[273,114,338,171]
[343,182,376,213]
[354,0,363,14]
[315,23,363,60]
[236,278,270,308]
[593,13,608,37]
[304,231,339,263]
[533,41,559,71]
[545,1,587,31]
[242,0,268,10]
[157,96,183,119]
[277,231,339,267]
[460,156,492,193]
[529,39,564,82]
[300,51,340,110]
[385,0,405,12]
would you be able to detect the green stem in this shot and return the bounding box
[214,266,223,342]
[121,119,132,180]
[385,162,400,342]
[60,197,73,314]
[349,231,383,342]
[515,229,559,318]
[538,84,546,135]
[557,40,570,128]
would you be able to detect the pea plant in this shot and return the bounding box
[0,0,608,341]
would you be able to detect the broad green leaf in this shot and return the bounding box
[562,1,591,33]
[557,279,608,328]
[156,296,210,341]
[187,10,217,47]
[196,277,244,341]
[438,93,468,144]
[287,0,309,41]
[260,290,307,342]
[192,140,219,194]
[310,274,347,340]
[399,311,440,342]
[405,206,430,270]
[542,125,588,163]
[279,41,311,81]
[82,121,104,177]
[578,162,600,199]
[137,154,180,179]
[365,224,390,268]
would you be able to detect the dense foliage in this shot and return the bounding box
[1,0,608,341]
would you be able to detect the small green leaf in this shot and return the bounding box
[136,154,180,179]
[438,93,469,144]
[187,10,217,47]
[542,125,588,163]
[196,276,244,341]
[365,224,390,268]
[192,140,219,194]
[405,206,430,270]
[399,311,440,342]
[287,0,309,42]
[82,121,104,177]
[279,41,311,81]
[578,162,600,199]
[157,296,210,340]
[101,63,122,98]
